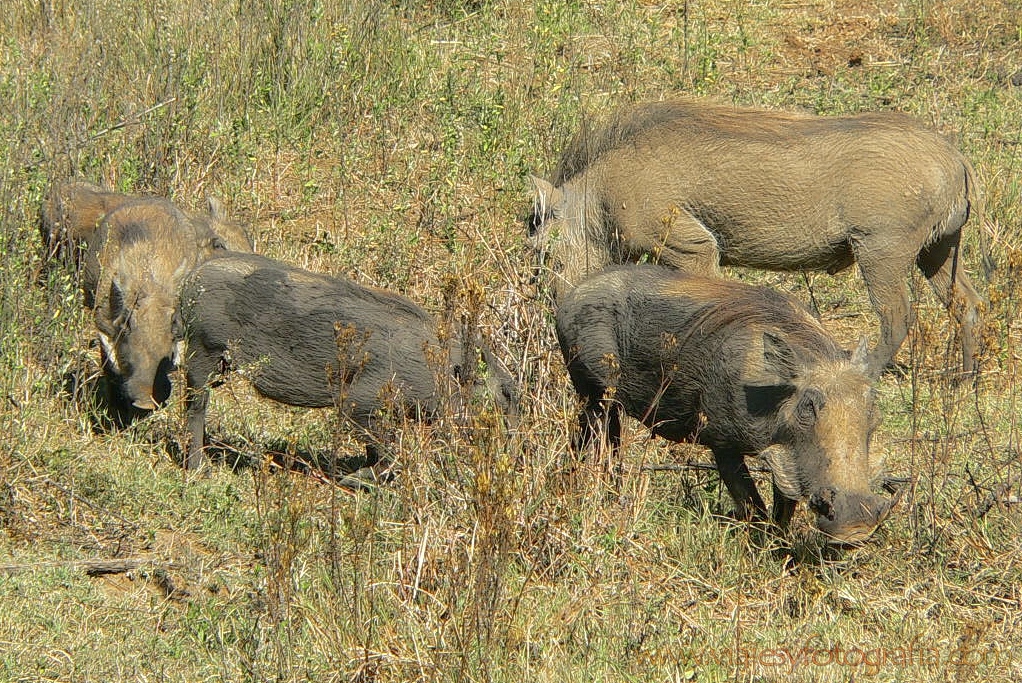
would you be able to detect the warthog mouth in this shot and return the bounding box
[132,396,160,411]
[817,486,903,546]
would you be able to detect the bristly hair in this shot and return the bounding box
[551,99,914,186]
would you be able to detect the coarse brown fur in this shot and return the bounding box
[556,264,896,545]
[530,99,985,378]
[41,179,254,277]
[39,180,133,266]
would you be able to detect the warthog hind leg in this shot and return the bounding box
[916,230,982,374]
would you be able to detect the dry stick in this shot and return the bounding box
[975,476,1019,519]
[640,461,911,493]
[27,98,177,169]
[0,558,171,576]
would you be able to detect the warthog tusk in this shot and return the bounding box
[132,396,159,411]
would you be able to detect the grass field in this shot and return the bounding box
[1,0,1021,681]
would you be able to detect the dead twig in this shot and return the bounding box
[640,461,912,494]
[975,476,1018,519]
[0,558,171,576]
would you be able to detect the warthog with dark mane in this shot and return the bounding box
[179,252,518,472]
[530,99,984,377]
[556,265,898,545]
[87,198,225,417]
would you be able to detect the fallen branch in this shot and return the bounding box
[640,461,912,493]
[0,557,169,576]
[976,476,1018,519]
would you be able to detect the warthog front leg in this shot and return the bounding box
[711,447,767,522]
[623,208,721,276]
[916,230,983,374]
[853,242,914,378]
[184,384,209,470]
[571,398,622,463]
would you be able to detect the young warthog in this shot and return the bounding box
[530,99,984,377]
[190,197,255,253]
[179,252,517,471]
[40,180,132,265]
[88,198,223,416]
[41,179,254,275]
[556,265,897,545]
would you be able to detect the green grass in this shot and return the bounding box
[1,0,1021,681]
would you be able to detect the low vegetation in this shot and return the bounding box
[1,0,1020,681]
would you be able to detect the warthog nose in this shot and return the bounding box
[808,487,837,520]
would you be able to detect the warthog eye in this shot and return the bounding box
[795,388,826,429]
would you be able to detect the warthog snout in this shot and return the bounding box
[125,355,176,411]
[812,489,897,546]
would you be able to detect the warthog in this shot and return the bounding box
[189,197,255,253]
[556,265,898,545]
[88,198,224,416]
[530,99,984,378]
[39,180,132,265]
[179,252,518,471]
[41,179,254,276]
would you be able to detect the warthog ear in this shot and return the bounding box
[762,331,797,380]
[743,383,796,417]
[529,175,563,215]
[206,196,227,222]
[850,336,869,372]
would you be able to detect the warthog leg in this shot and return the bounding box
[184,384,209,470]
[852,240,914,378]
[623,208,721,276]
[771,481,798,529]
[572,398,622,466]
[916,230,982,374]
[711,447,767,522]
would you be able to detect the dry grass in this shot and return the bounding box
[1,0,1021,681]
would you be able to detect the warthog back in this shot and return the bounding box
[40,180,133,265]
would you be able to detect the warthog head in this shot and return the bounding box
[754,338,896,544]
[196,197,254,253]
[527,176,609,299]
[95,274,185,412]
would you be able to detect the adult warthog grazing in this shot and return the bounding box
[556,265,898,545]
[179,252,518,472]
[88,198,224,417]
[530,99,984,378]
